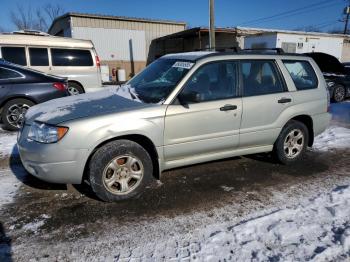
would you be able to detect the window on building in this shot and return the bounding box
[180,61,238,102]
[241,60,285,96]
[29,48,49,66]
[1,47,27,66]
[283,60,318,90]
[281,42,297,53]
[51,49,93,66]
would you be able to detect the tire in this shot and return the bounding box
[332,85,346,103]
[1,98,34,131]
[88,140,154,202]
[273,120,309,165]
[67,82,84,95]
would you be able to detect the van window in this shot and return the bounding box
[51,49,93,66]
[241,60,284,96]
[29,48,49,66]
[283,60,318,90]
[1,47,27,66]
[0,67,22,80]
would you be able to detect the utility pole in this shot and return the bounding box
[344,1,350,34]
[209,0,215,50]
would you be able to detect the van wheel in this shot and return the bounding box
[1,98,34,131]
[68,82,84,95]
[88,140,154,202]
[332,85,345,103]
[273,120,309,165]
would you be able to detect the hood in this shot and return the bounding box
[25,87,153,125]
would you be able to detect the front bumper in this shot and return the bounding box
[18,124,89,184]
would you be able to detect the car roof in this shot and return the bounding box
[162,50,306,62]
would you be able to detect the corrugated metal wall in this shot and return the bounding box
[71,16,186,60]
[72,27,146,61]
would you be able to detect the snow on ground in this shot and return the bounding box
[0,168,23,210]
[0,131,17,159]
[313,125,350,151]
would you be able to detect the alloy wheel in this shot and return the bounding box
[283,129,304,159]
[6,103,30,129]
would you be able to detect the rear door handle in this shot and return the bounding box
[220,104,237,111]
[278,98,292,104]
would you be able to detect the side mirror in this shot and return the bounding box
[178,91,202,104]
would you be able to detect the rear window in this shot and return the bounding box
[51,49,93,66]
[283,60,318,90]
[0,67,22,80]
[1,47,27,66]
[29,48,49,66]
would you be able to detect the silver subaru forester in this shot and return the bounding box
[18,51,331,201]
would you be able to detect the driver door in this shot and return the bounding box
[163,61,242,165]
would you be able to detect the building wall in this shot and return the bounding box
[244,34,277,49]
[341,40,350,62]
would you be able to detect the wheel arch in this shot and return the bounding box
[284,115,314,147]
[68,80,85,93]
[82,134,160,183]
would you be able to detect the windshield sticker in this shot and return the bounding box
[172,61,194,69]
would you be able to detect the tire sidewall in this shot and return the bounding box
[1,98,34,131]
[89,140,154,202]
[274,120,309,164]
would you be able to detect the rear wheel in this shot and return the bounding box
[273,120,309,164]
[1,98,34,131]
[88,140,154,202]
[332,85,345,103]
[68,82,84,95]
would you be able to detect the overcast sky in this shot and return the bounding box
[0,0,347,32]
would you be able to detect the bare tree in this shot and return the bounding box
[10,3,64,32]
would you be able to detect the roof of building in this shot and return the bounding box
[49,12,187,32]
[237,26,350,38]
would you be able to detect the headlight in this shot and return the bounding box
[28,122,68,143]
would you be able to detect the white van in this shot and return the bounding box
[0,31,102,94]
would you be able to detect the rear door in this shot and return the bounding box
[164,61,242,163]
[239,59,293,148]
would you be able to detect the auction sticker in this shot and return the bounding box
[172,61,194,69]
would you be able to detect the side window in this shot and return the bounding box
[241,60,284,97]
[180,61,238,103]
[29,48,49,66]
[51,49,93,66]
[1,47,27,66]
[283,60,318,90]
[0,67,22,80]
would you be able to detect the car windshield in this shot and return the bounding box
[126,58,194,104]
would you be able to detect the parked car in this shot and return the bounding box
[304,52,350,102]
[342,62,350,68]
[0,59,69,131]
[18,51,331,202]
[0,30,102,95]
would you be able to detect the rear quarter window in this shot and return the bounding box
[0,67,23,80]
[283,60,318,90]
[51,49,93,66]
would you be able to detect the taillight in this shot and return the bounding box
[53,82,67,92]
[96,56,101,68]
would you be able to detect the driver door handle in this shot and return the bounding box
[220,104,237,111]
[278,98,292,104]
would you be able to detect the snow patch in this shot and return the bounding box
[0,131,17,159]
[22,214,50,233]
[313,126,350,151]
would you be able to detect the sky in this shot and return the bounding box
[0,0,347,32]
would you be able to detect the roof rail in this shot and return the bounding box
[10,30,50,36]
[242,48,285,54]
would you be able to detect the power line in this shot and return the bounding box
[239,0,342,26]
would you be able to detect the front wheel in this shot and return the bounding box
[273,120,309,164]
[88,140,154,202]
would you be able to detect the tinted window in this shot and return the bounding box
[51,49,93,66]
[180,61,238,102]
[242,60,284,96]
[29,48,49,66]
[0,67,22,80]
[283,60,318,90]
[1,47,27,66]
